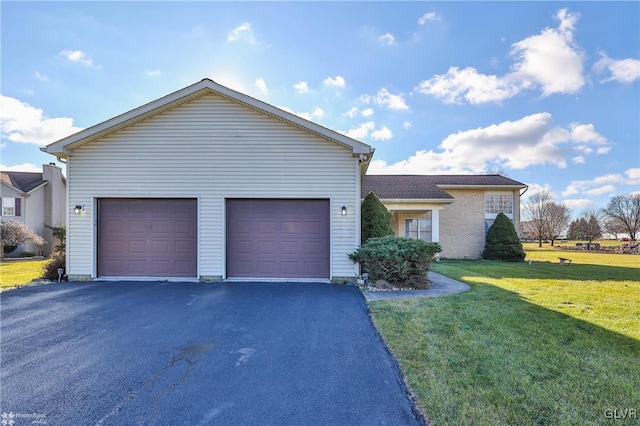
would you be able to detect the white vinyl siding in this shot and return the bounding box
[67,93,359,279]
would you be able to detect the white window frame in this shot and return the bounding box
[485,193,514,219]
[405,216,433,242]
[2,197,15,217]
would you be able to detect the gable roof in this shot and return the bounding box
[362,175,527,200]
[1,171,47,193]
[42,78,373,158]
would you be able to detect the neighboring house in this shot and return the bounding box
[361,175,528,259]
[42,79,374,282]
[0,163,66,255]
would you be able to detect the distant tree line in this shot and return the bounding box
[523,192,639,245]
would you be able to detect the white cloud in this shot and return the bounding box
[371,126,393,141]
[368,112,610,174]
[562,199,595,210]
[572,156,585,164]
[510,9,584,96]
[379,33,395,46]
[416,67,521,105]
[311,107,324,119]
[418,12,440,25]
[0,95,83,146]
[416,8,584,104]
[146,69,161,77]
[340,121,375,140]
[59,49,102,69]
[344,107,359,118]
[277,105,323,122]
[403,121,412,129]
[625,168,640,182]
[293,81,309,94]
[323,75,345,88]
[361,108,374,117]
[585,185,616,196]
[523,182,553,197]
[255,77,268,96]
[228,22,253,42]
[562,168,640,197]
[593,52,640,84]
[362,88,409,110]
[0,162,42,173]
[34,71,48,81]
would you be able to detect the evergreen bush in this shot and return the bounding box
[348,236,441,288]
[483,213,526,261]
[361,192,394,245]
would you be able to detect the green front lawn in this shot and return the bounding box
[370,252,639,425]
[0,260,48,289]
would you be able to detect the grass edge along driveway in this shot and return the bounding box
[0,259,48,289]
[370,255,639,426]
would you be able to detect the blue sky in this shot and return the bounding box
[2,1,639,214]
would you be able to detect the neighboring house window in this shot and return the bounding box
[485,193,514,233]
[405,212,432,242]
[2,197,20,217]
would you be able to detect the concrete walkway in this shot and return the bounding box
[363,272,470,301]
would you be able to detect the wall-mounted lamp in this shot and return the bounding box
[341,206,347,216]
[74,204,84,215]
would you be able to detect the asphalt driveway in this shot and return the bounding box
[1,281,423,425]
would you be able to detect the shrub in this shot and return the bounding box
[361,192,394,245]
[483,213,526,261]
[18,251,37,258]
[1,220,45,258]
[42,254,66,281]
[349,236,441,289]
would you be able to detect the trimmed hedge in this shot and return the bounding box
[483,213,526,261]
[361,192,394,245]
[349,236,441,289]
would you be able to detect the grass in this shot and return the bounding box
[0,259,48,289]
[369,249,640,425]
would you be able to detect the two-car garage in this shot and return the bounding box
[97,198,330,280]
[44,79,372,282]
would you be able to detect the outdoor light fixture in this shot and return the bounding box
[341,206,347,216]
[74,204,84,214]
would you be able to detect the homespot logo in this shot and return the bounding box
[1,412,47,425]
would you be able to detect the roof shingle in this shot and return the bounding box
[362,175,526,199]
[0,172,46,193]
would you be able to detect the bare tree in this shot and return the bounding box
[601,194,640,241]
[1,220,45,259]
[523,190,554,247]
[602,217,627,240]
[546,202,571,246]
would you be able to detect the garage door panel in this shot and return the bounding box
[102,219,124,234]
[129,240,147,254]
[280,240,299,255]
[98,199,197,277]
[227,199,329,279]
[256,239,277,255]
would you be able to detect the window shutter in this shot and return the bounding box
[15,198,21,216]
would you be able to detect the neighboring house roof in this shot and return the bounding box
[43,78,374,159]
[362,175,527,200]
[0,171,47,193]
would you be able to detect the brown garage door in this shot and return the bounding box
[98,199,197,277]
[227,199,330,279]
